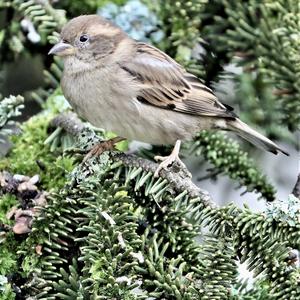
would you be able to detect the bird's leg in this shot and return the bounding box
[83,136,126,162]
[154,140,186,177]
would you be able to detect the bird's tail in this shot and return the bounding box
[226,119,289,156]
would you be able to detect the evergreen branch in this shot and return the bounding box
[200,0,300,130]
[50,112,85,137]
[0,95,24,129]
[199,205,300,299]
[151,0,208,79]
[43,57,64,89]
[20,149,208,298]
[193,236,238,299]
[113,152,212,205]
[190,131,276,201]
[1,110,297,299]
[13,0,66,36]
[0,95,24,144]
[1,1,298,299]
[51,112,214,207]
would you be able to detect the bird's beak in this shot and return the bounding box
[48,41,75,56]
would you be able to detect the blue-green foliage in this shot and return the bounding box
[98,0,164,42]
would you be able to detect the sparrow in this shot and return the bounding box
[49,15,288,175]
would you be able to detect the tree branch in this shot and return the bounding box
[51,113,216,208]
[51,112,85,136]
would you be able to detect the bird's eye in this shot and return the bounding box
[79,34,89,43]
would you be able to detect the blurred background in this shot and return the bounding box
[0,0,299,208]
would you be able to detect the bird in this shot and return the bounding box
[48,15,288,176]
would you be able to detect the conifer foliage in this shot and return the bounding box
[0,1,299,299]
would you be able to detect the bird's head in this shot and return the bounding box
[49,15,127,69]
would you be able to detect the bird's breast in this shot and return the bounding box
[61,66,209,145]
[62,66,146,137]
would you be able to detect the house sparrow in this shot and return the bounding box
[49,15,288,175]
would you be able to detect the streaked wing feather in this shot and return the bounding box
[121,42,236,118]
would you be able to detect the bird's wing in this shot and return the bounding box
[120,42,236,119]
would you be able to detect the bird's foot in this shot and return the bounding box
[154,154,185,177]
[83,136,126,162]
[154,140,189,177]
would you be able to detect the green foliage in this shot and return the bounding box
[0,0,298,299]
[232,73,295,145]
[0,276,15,300]
[230,280,273,300]
[57,0,127,16]
[0,113,74,191]
[14,152,203,298]
[0,233,18,274]
[13,0,66,38]
[18,160,142,298]
[0,121,298,299]
[200,0,300,131]
[190,131,276,201]
[0,194,17,224]
[7,136,297,299]
[200,201,300,298]
[151,0,207,76]
[0,95,24,144]
[194,236,238,299]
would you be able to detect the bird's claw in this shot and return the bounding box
[83,136,126,163]
[153,140,191,178]
[154,153,184,177]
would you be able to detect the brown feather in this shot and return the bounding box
[61,15,122,44]
[121,42,236,119]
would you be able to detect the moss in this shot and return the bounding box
[0,194,17,224]
[0,111,75,285]
[0,108,75,284]
[0,233,18,275]
[0,113,74,191]
[21,255,40,278]
[0,282,15,300]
